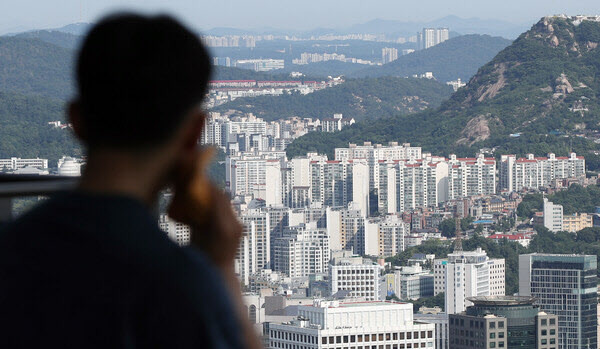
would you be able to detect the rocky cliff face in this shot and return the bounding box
[438,15,600,147]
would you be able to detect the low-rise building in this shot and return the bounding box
[265,300,436,349]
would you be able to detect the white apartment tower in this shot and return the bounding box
[227,156,282,206]
[158,214,191,246]
[447,154,496,200]
[378,159,449,213]
[271,222,330,278]
[499,153,586,192]
[239,209,271,276]
[382,47,399,64]
[310,159,370,216]
[335,142,423,192]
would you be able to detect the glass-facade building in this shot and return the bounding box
[449,296,558,349]
[519,254,598,349]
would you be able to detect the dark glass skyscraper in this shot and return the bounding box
[519,254,598,349]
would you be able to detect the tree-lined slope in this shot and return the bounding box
[214,76,454,121]
[351,35,512,82]
[288,16,600,161]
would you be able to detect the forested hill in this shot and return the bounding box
[351,34,512,82]
[213,76,454,121]
[287,16,600,163]
[0,37,74,100]
[0,92,79,161]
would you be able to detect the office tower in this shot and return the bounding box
[271,222,330,278]
[394,265,434,300]
[519,254,598,349]
[543,198,563,232]
[499,153,586,192]
[329,251,381,301]
[437,248,505,314]
[447,154,497,200]
[264,300,436,349]
[158,214,191,246]
[382,47,399,64]
[449,296,558,349]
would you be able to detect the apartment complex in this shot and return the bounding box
[382,47,399,64]
[447,154,497,200]
[417,27,449,50]
[499,153,586,192]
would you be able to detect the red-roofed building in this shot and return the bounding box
[499,153,585,192]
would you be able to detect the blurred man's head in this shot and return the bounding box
[71,13,212,151]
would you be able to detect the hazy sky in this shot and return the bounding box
[1,0,600,34]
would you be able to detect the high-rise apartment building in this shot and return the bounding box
[335,142,423,192]
[499,153,585,192]
[519,254,598,349]
[271,222,330,278]
[239,209,271,277]
[310,159,370,216]
[227,156,283,206]
[417,28,449,50]
[382,47,399,64]
[378,159,449,213]
[449,296,558,349]
[264,300,436,349]
[437,248,505,314]
[375,214,410,257]
[158,214,191,246]
[447,154,496,200]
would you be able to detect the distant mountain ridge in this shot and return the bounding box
[351,34,512,82]
[204,15,529,39]
[286,16,600,163]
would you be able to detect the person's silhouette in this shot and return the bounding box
[0,13,259,348]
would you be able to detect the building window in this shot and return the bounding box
[489,322,496,329]
[490,333,495,339]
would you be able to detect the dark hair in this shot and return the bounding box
[76,13,212,148]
